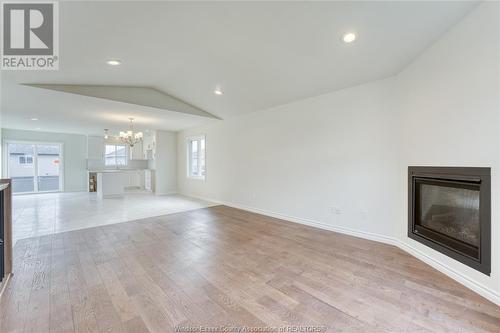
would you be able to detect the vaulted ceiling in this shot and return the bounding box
[1,1,478,135]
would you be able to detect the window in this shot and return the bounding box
[105,144,128,167]
[187,136,205,179]
[19,155,34,165]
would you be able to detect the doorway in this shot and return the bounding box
[5,142,63,194]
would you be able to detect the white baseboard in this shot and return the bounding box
[395,241,500,306]
[155,191,178,196]
[183,193,500,306]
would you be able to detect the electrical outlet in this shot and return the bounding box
[360,210,368,220]
[330,207,342,215]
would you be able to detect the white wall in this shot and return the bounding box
[155,130,177,195]
[177,3,499,304]
[2,129,88,192]
[179,77,400,237]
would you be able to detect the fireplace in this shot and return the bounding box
[408,167,491,275]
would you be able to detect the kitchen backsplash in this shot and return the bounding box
[128,159,149,169]
[87,158,149,170]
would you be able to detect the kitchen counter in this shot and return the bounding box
[91,169,150,198]
[89,169,148,173]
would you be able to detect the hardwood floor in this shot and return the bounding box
[0,205,499,333]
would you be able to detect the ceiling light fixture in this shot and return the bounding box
[119,118,143,147]
[106,59,122,66]
[214,88,223,95]
[104,129,109,139]
[342,32,357,43]
[31,117,38,121]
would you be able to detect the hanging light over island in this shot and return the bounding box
[119,118,143,147]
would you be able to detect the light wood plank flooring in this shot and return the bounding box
[1,205,499,332]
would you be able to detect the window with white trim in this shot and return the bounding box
[105,144,128,167]
[187,136,205,179]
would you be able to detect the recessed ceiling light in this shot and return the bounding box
[214,88,223,95]
[35,127,41,130]
[342,32,357,43]
[106,59,122,66]
[31,117,38,121]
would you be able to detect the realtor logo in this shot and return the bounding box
[1,1,59,70]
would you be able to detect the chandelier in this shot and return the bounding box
[119,118,143,147]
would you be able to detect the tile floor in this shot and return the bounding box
[12,191,216,243]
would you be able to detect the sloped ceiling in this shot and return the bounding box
[24,84,219,119]
[0,1,479,135]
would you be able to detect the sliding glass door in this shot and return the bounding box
[36,144,62,192]
[6,142,62,194]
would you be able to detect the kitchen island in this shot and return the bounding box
[95,170,127,199]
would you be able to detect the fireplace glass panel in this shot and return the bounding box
[416,180,480,248]
[409,167,490,275]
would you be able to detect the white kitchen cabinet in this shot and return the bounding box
[87,136,104,160]
[125,170,144,188]
[130,142,144,160]
[144,149,154,160]
[145,169,155,192]
[142,133,156,160]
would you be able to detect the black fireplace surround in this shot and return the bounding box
[408,166,491,275]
